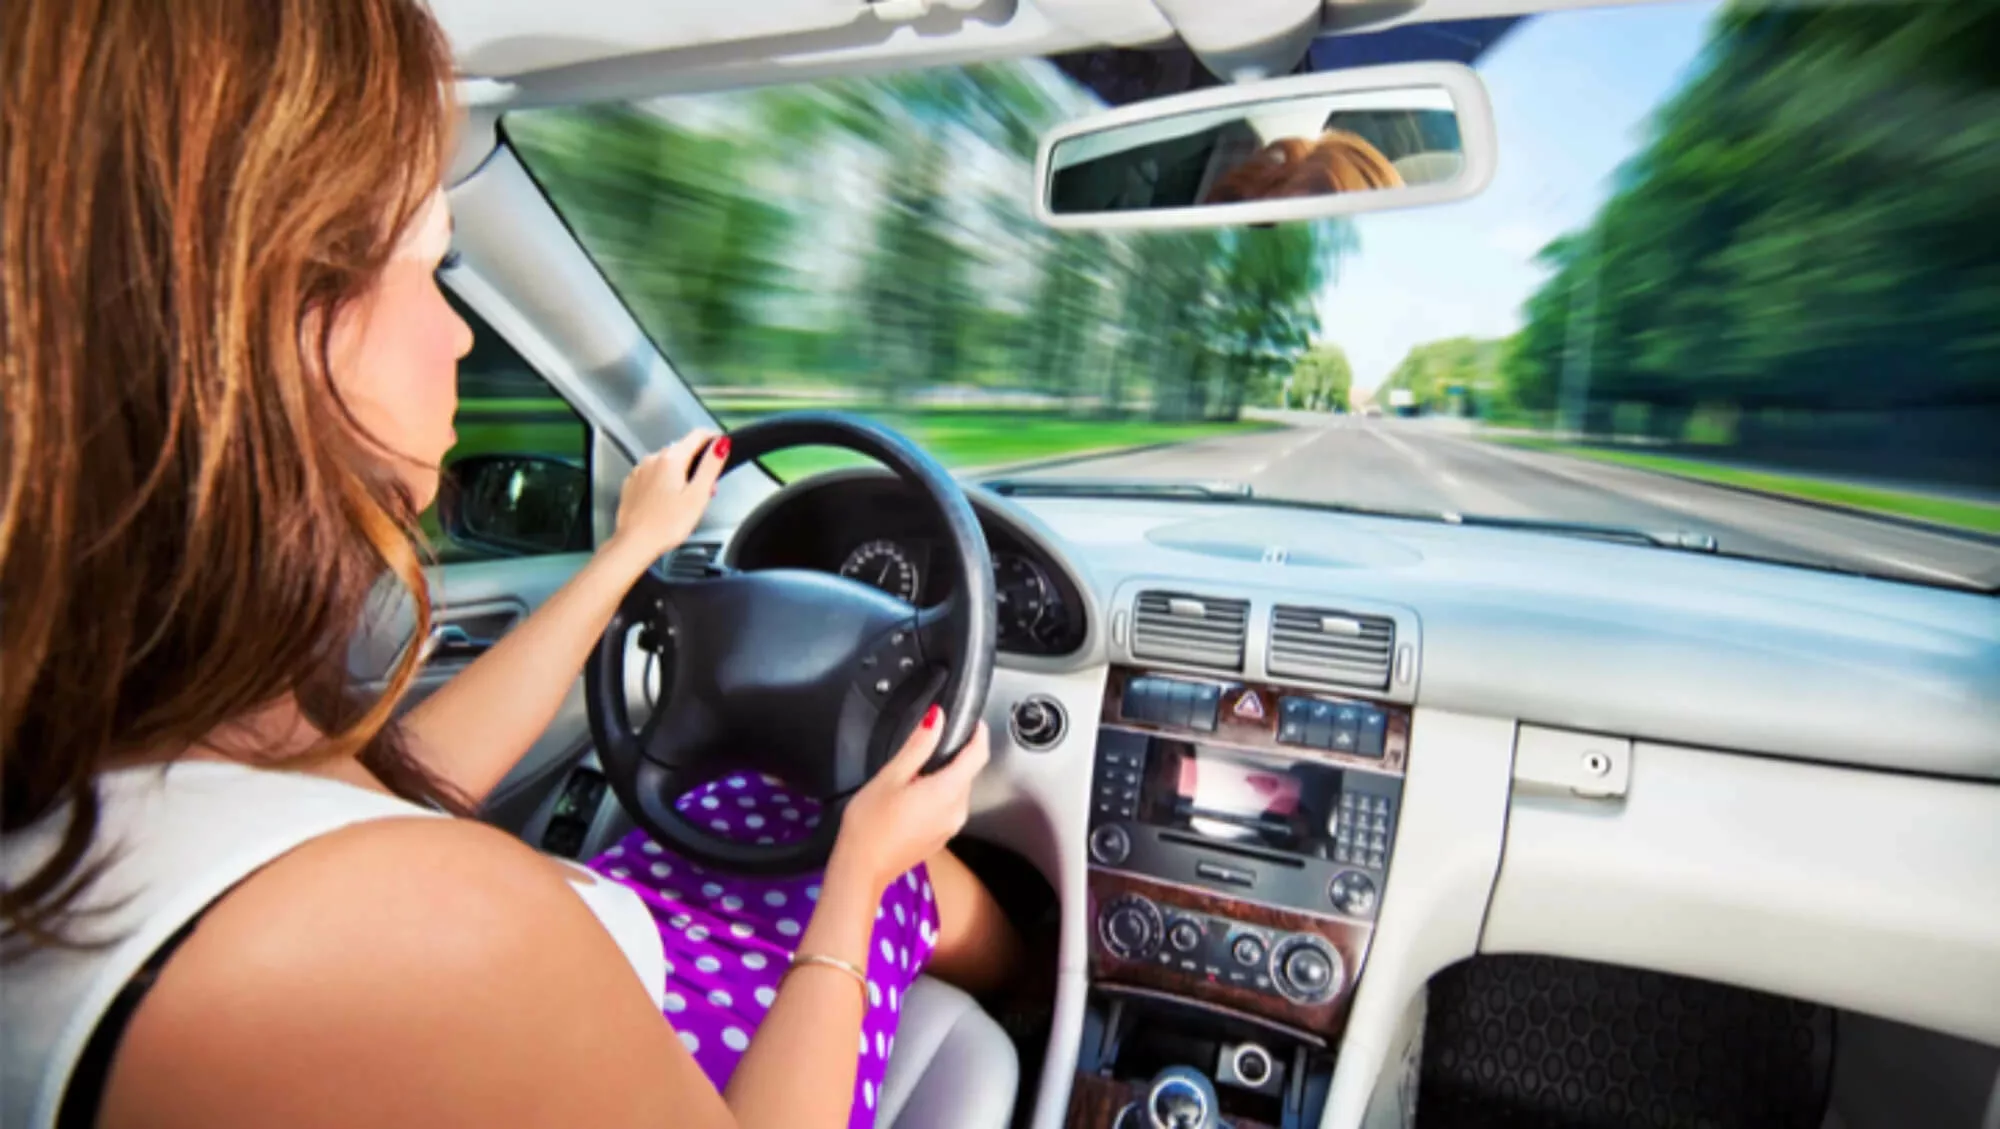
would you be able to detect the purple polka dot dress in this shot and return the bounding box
[587,772,939,1128]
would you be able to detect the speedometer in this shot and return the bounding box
[839,539,920,604]
[994,552,1051,641]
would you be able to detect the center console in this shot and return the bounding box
[1069,668,1411,1129]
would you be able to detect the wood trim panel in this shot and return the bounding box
[1098,667,1410,777]
[1089,869,1372,1037]
[1066,1072,1277,1129]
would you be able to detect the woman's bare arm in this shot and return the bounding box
[107,718,990,1129]
[401,431,723,802]
[101,815,901,1129]
[103,819,725,1129]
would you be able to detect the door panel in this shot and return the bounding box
[349,554,595,832]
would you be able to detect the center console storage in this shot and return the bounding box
[1070,668,1411,1128]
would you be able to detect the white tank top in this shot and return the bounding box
[0,761,666,1129]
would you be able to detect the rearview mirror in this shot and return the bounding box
[1034,62,1494,231]
[439,454,592,557]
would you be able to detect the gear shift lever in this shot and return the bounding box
[1143,1066,1219,1129]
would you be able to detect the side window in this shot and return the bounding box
[427,293,593,563]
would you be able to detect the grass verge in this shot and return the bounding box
[722,408,1278,482]
[1492,436,2000,535]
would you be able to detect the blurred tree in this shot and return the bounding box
[1502,3,2000,445]
[507,60,1360,425]
[1289,344,1355,411]
[1382,336,1504,415]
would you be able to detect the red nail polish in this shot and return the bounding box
[713,437,731,460]
[922,705,942,730]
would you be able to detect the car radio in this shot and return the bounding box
[1088,673,1407,922]
[1086,668,1411,1036]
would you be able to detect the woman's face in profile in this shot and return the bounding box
[326,189,473,509]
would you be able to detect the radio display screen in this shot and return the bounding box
[1176,755,1304,819]
[1142,740,1339,853]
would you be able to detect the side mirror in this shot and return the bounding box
[438,454,592,557]
[1034,62,1495,231]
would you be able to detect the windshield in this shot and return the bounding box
[508,0,1999,591]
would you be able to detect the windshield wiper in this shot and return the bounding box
[982,477,1257,501]
[1443,512,1719,552]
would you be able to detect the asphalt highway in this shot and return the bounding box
[1005,416,1998,590]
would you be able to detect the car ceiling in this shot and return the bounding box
[428,0,1645,110]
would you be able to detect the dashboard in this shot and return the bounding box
[685,475,1999,1129]
[725,472,1090,656]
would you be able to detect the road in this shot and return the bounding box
[1003,416,2000,590]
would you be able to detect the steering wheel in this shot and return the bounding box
[584,412,997,875]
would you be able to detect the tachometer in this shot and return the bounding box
[839,539,920,604]
[994,552,1051,641]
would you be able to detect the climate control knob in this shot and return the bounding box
[1270,934,1344,1003]
[1167,918,1202,953]
[1230,934,1266,968]
[1098,895,1164,961]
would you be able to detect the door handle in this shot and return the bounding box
[422,623,494,664]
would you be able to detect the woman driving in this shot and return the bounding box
[0,3,1016,1128]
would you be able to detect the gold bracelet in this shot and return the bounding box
[786,952,870,1001]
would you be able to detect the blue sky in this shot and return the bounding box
[1320,0,1721,394]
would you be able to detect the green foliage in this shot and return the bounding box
[1382,336,1506,415]
[1502,4,2000,432]
[1287,344,1355,411]
[507,61,1350,428]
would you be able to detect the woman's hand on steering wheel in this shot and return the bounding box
[828,706,990,896]
[609,428,729,561]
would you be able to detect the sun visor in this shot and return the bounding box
[432,0,987,78]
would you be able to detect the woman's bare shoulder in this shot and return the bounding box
[99,817,723,1129]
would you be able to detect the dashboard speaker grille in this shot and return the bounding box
[1268,604,1394,690]
[1131,590,1249,672]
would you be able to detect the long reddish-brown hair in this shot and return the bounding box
[1204,130,1406,204]
[1,0,469,945]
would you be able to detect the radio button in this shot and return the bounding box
[1358,709,1388,756]
[1305,701,1335,748]
[1329,870,1378,917]
[1191,684,1221,730]
[1194,861,1255,888]
[1089,824,1132,866]
[1121,678,1158,723]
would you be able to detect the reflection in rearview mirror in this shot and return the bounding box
[1035,63,1493,231]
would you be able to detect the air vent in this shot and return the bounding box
[1267,605,1395,690]
[666,543,720,580]
[1131,590,1249,672]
